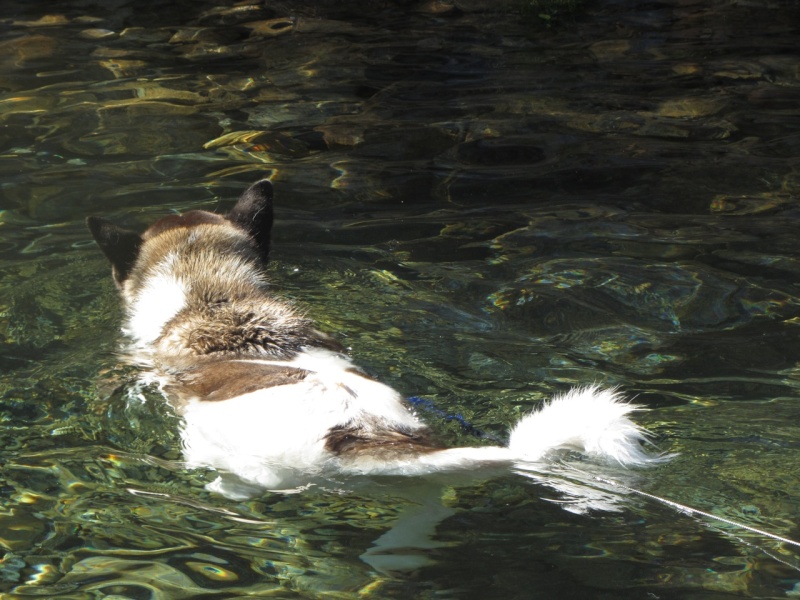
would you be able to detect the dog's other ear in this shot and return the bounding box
[226,179,274,260]
[86,216,142,286]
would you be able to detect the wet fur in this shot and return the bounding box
[88,180,660,499]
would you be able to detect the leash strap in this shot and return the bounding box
[592,474,800,550]
[407,396,505,444]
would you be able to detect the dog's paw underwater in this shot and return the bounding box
[88,180,666,499]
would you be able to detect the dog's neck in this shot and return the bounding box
[120,225,340,362]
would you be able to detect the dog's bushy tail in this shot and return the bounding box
[350,386,662,478]
[507,386,659,466]
[402,386,661,475]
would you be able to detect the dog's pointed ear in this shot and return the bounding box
[86,216,142,286]
[226,179,274,260]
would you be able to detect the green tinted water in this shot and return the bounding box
[1,0,800,597]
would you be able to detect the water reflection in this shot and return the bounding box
[1,0,800,597]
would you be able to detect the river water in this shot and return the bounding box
[1,0,799,598]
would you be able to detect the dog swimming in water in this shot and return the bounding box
[87,179,660,501]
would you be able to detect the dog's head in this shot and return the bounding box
[86,179,274,289]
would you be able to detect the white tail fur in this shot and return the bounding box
[349,386,661,479]
[508,386,658,465]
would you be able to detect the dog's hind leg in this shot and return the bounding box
[360,480,456,574]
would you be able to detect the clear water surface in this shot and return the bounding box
[1,0,800,597]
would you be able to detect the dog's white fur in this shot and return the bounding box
[124,270,187,346]
[88,180,661,501]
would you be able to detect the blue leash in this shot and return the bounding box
[407,396,505,445]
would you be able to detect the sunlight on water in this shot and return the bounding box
[1,0,800,598]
